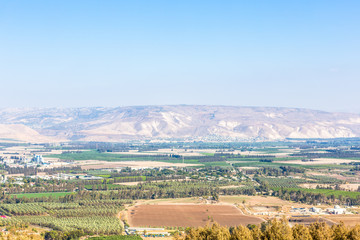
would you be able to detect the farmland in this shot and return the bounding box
[11,192,74,198]
[128,204,264,227]
[0,200,128,235]
[1,140,360,239]
[256,177,309,188]
[324,215,360,226]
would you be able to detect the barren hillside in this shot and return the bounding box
[0,105,360,142]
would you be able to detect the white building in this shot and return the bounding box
[328,205,345,214]
[32,155,44,164]
[310,207,321,213]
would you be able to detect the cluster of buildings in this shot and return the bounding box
[125,227,170,237]
[291,205,348,215]
[11,173,103,182]
[1,154,49,168]
[32,155,44,165]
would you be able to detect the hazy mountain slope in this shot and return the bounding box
[0,124,61,142]
[0,105,360,142]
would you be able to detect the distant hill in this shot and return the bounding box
[1,105,360,142]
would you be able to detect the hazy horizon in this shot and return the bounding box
[0,104,359,115]
[1,1,359,113]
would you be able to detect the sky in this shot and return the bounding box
[0,1,359,113]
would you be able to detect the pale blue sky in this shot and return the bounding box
[0,1,359,112]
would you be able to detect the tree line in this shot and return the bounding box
[175,219,360,240]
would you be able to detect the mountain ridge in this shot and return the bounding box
[1,105,360,142]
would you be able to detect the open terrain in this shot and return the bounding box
[127,204,264,227]
[324,215,360,226]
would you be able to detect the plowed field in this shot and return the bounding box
[128,204,264,227]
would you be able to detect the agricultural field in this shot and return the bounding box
[11,192,74,198]
[127,204,264,227]
[78,160,199,169]
[257,177,309,188]
[219,195,316,215]
[324,215,360,226]
[0,200,127,235]
[1,140,360,238]
[277,158,360,165]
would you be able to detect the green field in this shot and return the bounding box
[200,152,215,156]
[44,150,233,168]
[113,176,146,181]
[46,150,165,162]
[11,192,74,198]
[45,149,354,170]
[96,174,112,178]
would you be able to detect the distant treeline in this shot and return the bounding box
[6,166,38,175]
[213,153,276,158]
[272,188,360,206]
[5,166,81,175]
[83,175,185,186]
[291,149,360,158]
[244,166,305,176]
[2,181,252,204]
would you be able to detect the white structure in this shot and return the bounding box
[0,175,7,184]
[310,207,321,213]
[328,205,345,214]
[32,155,44,164]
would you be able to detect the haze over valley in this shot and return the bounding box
[1,105,360,142]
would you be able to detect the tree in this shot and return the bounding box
[332,222,349,240]
[230,225,253,240]
[347,224,360,240]
[262,218,293,240]
[292,224,312,240]
[182,223,230,240]
[308,222,333,240]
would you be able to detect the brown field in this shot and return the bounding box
[277,158,360,165]
[78,160,200,170]
[115,181,140,186]
[306,171,352,181]
[128,204,264,227]
[219,195,312,208]
[324,215,360,226]
[218,195,330,216]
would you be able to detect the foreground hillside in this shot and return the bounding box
[1,105,360,142]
